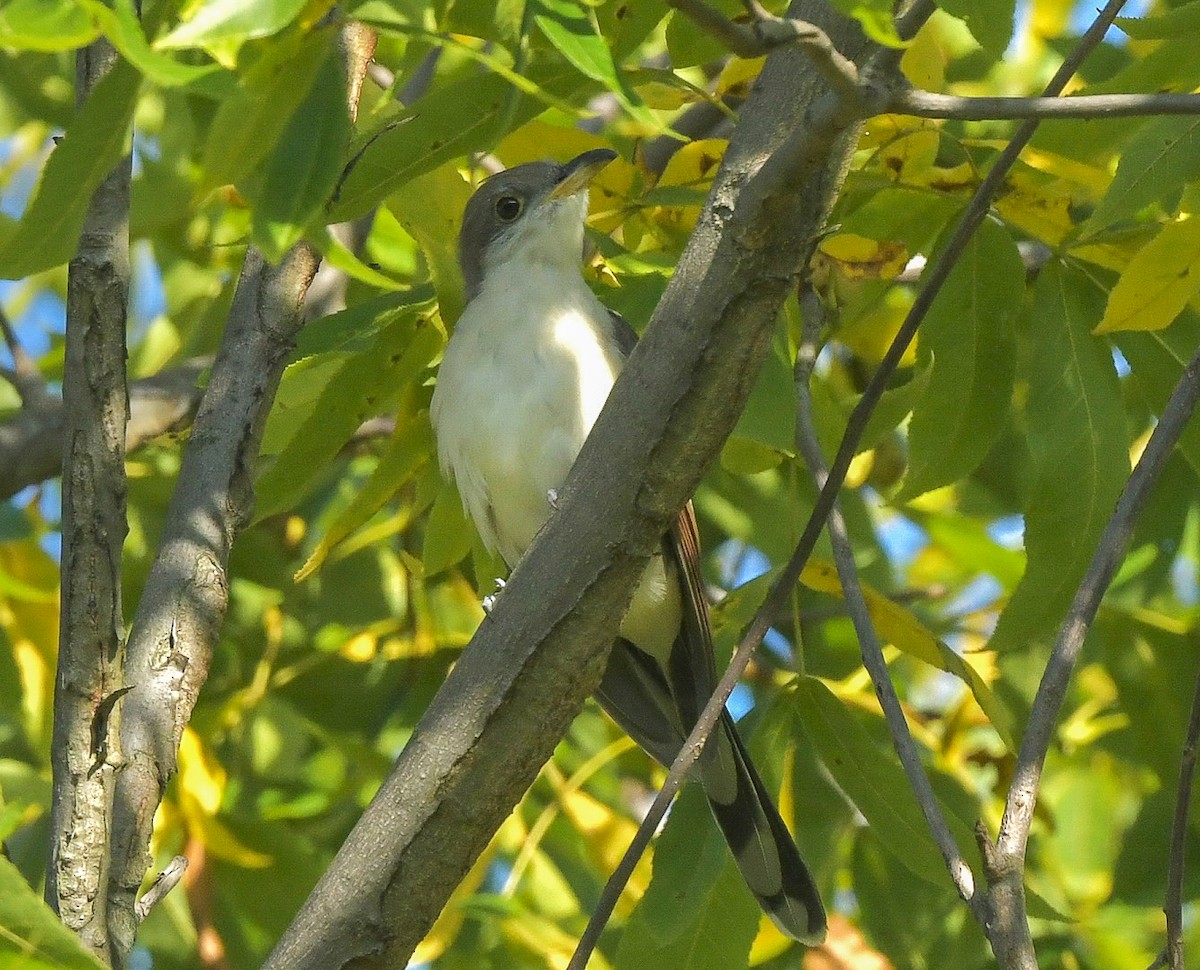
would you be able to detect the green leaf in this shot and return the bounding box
[724,337,796,472]
[251,48,351,261]
[1117,309,1200,478]
[1083,116,1200,234]
[328,65,587,222]
[901,220,1024,498]
[800,560,1017,752]
[256,295,442,521]
[295,413,434,581]
[1095,217,1200,334]
[827,0,903,47]
[158,0,311,56]
[794,677,980,889]
[934,0,1016,57]
[387,163,474,326]
[79,0,231,95]
[614,785,759,970]
[422,479,475,576]
[0,59,139,279]
[199,28,334,194]
[0,0,99,51]
[533,0,661,131]
[0,855,107,969]
[1116,1,1200,40]
[991,264,1130,651]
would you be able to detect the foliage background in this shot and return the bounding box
[2,0,1200,967]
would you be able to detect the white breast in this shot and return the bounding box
[430,263,682,663]
[431,266,622,566]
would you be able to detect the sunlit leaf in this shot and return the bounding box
[533,0,662,132]
[158,0,313,62]
[0,0,99,51]
[79,0,230,93]
[1096,217,1200,334]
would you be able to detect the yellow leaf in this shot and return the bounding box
[832,286,919,367]
[818,233,909,280]
[858,114,935,150]
[178,727,225,814]
[177,728,272,868]
[715,56,766,99]
[994,171,1074,246]
[876,129,939,184]
[1096,217,1200,333]
[900,20,946,91]
[799,559,1016,752]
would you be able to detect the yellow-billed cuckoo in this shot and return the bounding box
[430,148,826,943]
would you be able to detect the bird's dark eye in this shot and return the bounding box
[495,195,523,222]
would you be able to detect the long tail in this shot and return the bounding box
[596,642,827,944]
[701,710,827,944]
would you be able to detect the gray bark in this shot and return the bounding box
[45,37,131,965]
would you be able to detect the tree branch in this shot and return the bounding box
[991,340,1200,965]
[791,288,984,921]
[1164,658,1200,970]
[667,0,862,104]
[264,3,875,967]
[895,89,1200,120]
[0,362,209,502]
[105,242,320,965]
[45,36,131,965]
[0,305,51,410]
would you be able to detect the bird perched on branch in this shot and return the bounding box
[430,148,826,944]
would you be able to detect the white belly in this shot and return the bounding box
[431,272,681,661]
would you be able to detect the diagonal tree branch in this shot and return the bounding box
[993,339,1200,945]
[264,3,879,967]
[106,243,320,963]
[45,36,132,965]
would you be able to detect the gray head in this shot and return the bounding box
[458,148,618,301]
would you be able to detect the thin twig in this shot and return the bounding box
[134,855,188,922]
[992,347,1200,958]
[895,89,1200,120]
[791,288,983,921]
[1164,657,1200,970]
[0,306,50,409]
